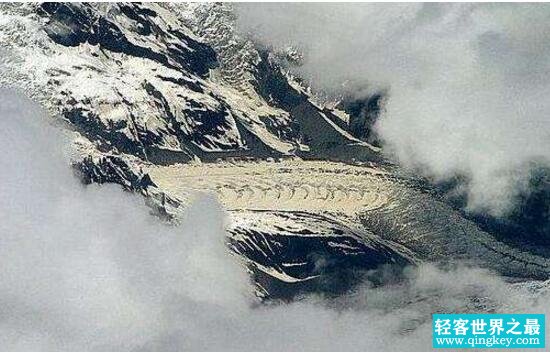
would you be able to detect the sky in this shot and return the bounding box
[235,3,550,216]
[0,88,549,350]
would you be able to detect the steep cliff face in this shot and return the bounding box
[1,3,265,162]
[1,3,548,300]
[0,3,379,164]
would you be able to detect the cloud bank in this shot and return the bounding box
[235,3,550,215]
[0,88,549,350]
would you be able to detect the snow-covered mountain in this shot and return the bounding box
[1,3,549,299]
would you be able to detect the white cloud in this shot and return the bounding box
[235,3,550,215]
[0,90,548,350]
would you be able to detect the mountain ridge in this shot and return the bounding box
[1,2,549,299]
